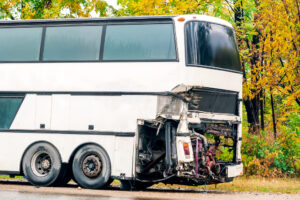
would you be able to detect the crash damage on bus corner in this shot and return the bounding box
[135,85,243,187]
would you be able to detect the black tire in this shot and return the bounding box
[72,144,111,189]
[53,163,73,186]
[22,142,62,187]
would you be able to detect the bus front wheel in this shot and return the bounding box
[72,144,111,189]
[22,142,62,187]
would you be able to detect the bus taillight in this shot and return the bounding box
[183,143,190,155]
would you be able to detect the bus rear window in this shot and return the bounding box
[185,21,241,71]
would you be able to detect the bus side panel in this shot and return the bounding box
[0,63,181,93]
[113,136,135,178]
[68,95,157,132]
[0,132,135,177]
[11,94,158,132]
[35,95,52,129]
[51,94,70,130]
[2,93,157,177]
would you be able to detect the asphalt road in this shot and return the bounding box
[0,179,299,200]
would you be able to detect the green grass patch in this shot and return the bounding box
[154,176,300,194]
[0,175,24,179]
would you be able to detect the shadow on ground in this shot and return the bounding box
[0,179,226,194]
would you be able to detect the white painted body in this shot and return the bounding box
[0,15,242,178]
[227,164,243,178]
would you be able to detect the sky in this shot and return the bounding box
[89,0,119,17]
[106,0,119,8]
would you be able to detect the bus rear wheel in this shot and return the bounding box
[72,144,111,189]
[22,142,62,187]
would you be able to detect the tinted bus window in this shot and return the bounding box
[43,26,102,61]
[186,22,241,71]
[0,97,23,129]
[0,28,42,61]
[103,24,176,61]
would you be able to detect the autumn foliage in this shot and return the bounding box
[0,0,299,177]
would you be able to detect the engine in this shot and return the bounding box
[135,119,237,185]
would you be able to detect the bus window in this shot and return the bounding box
[0,27,42,62]
[43,26,102,61]
[103,24,176,61]
[0,97,23,129]
[185,21,241,71]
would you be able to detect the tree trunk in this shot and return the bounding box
[235,0,261,134]
[260,90,264,130]
[244,96,260,133]
[270,93,277,139]
[245,32,261,133]
[234,0,243,26]
[296,97,300,106]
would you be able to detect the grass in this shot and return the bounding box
[154,176,300,194]
[1,175,299,193]
[0,175,24,179]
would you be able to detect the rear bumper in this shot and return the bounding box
[226,163,243,178]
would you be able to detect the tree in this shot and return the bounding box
[116,0,233,20]
[241,0,299,134]
[0,0,110,19]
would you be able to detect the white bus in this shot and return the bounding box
[0,15,243,190]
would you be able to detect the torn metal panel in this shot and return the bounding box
[176,103,189,134]
[170,84,194,94]
[156,95,183,116]
[157,85,239,121]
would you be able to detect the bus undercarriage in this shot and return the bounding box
[130,85,243,189]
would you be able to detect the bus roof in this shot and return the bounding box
[0,15,174,25]
[0,15,233,28]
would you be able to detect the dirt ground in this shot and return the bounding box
[0,179,299,200]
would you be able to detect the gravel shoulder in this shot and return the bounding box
[0,179,300,200]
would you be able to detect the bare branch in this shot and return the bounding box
[225,0,235,13]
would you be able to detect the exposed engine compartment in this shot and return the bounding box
[135,85,242,185]
[136,120,177,182]
[136,119,238,185]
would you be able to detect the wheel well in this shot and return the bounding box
[19,140,61,175]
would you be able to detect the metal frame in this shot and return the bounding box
[0,16,176,25]
[0,171,20,175]
[0,129,135,137]
[0,90,189,104]
[39,27,46,61]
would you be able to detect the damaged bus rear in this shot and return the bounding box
[133,16,243,188]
